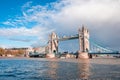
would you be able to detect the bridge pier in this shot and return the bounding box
[77,51,89,59]
[77,26,89,59]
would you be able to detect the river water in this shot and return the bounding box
[0,58,120,80]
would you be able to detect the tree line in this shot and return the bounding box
[0,48,26,56]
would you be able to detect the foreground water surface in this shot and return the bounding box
[0,58,120,80]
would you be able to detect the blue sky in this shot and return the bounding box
[0,0,57,48]
[0,0,52,22]
[0,0,120,52]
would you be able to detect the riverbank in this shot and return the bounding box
[0,57,120,64]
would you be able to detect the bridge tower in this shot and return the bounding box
[46,32,58,58]
[78,25,89,59]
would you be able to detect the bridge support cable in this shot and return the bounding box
[89,39,118,54]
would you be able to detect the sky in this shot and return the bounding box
[0,0,120,52]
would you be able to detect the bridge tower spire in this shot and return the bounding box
[78,25,89,59]
[46,32,58,58]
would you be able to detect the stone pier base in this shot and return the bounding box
[77,51,89,59]
[46,53,55,58]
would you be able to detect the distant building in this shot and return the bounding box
[33,47,46,54]
[27,47,46,57]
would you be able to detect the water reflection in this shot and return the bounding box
[77,59,90,80]
[47,59,58,80]
[46,59,90,80]
[0,58,120,80]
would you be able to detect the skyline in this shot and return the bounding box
[0,0,120,52]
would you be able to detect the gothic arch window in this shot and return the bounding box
[86,48,89,52]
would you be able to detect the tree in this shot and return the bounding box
[0,48,5,56]
[5,50,12,55]
[18,49,25,55]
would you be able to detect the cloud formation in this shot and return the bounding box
[1,0,120,50]
[9,38,32,42]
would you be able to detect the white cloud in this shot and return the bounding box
[53,0,120,26]
[0,26,54,47]
[8,38,32,42]
[0,26,54,36]
[2,0,120,49]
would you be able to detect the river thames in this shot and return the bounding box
[0,58,120,80]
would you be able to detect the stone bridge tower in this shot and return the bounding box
[78,25,89,58]
[46,32,58,58]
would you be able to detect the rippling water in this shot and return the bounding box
[0,58,120,80]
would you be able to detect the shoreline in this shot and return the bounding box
[0,57,120,65]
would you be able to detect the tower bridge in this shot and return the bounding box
[46,25,119,58]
